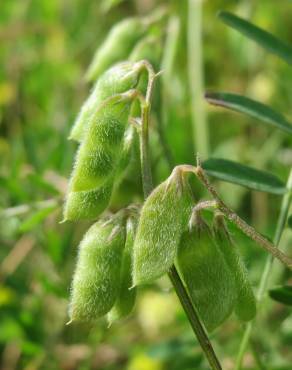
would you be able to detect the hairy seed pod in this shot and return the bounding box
[69,216,126,322]
[116,125,137,182]
[70,61,145,142]
[86,18,147,81]
[108,215,138,324]
[133,167,193,285]
[63,91,136,221]
[213,214,256,321]
[63,178,113,221]
[177,216,237,332]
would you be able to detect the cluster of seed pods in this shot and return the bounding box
[64,14,256,330]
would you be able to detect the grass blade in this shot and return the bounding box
[205,92,292,135]
[19,205,58,233]
[218,11,292,65]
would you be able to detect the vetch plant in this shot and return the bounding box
[62,7,292,370]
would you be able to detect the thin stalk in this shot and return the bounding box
[194,165,292,269]
[168,266,222,370]
[188,0,209,157]
[235,168,292,370]
[139,61,156,196]
[139,66,222,370]
[140,102,153,196]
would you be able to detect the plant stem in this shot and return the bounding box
[194,165,292,269]
[139,61,156,196]
[139,66,222,370]
[188,0,209,158]
[235,168,292,370]
[168,266,222,370]
[140,102,153,196]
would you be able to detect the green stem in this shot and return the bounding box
[235,168,292,370]
[139,65,222,370]
[168,266,222,370]
[140,102,153,196]
[139,61,156,197]
[188,0,209,158]
[194,165,292,269]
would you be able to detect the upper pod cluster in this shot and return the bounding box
[63,61,150,221]
[64,90,139,221]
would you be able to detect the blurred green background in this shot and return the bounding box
[0,0,292,369]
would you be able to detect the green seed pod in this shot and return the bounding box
[108,215,138,324]
[133,167,193,285]
[213,214,257,322]
[63,178,113,221]
[63,91,136,221]
[69,216,126,322]
[85,17,147,82]
[177,215,237,332]
[115,124,137,182]
[70,61,146,142]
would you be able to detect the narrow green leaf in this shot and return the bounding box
[269,286,292,306]
[202,158,287,195]
[218,11,292,65]
[287,214,292,229]
[205,92,292,135]
[19,205,57,233]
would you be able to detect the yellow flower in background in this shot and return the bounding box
[128,353,163,370]
[137,291,179,336]
[0,286,15,306]
[0,82,16,106]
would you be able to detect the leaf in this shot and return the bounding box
[19,205,57,233]
[269,285,292,306]
[202,158,287,195]
[205,92,292,135]
[288,214,292,229]
[218,11,292,65]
